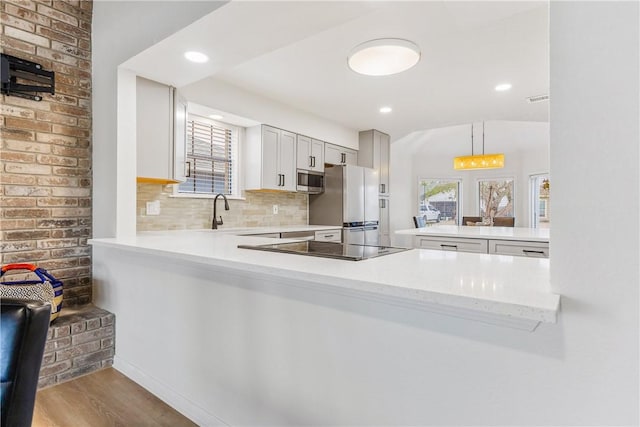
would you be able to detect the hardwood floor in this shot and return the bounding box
[32,368,197,427]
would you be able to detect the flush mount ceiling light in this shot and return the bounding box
[348,38,420,76]
[208,114,224,120]
[184,51,209,63]
[453,122,505,170]
[495,83,512,92]
[379,106,392,114]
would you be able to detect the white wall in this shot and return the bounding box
[92,1,225,238]
[180,78,359,149]
[390,121,549,238]
[548,1,639,423]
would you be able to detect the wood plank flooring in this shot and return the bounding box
[32,368,197,427]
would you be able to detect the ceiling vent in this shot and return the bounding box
[526,94,549,103]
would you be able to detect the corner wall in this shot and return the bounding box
[1,0,93,305]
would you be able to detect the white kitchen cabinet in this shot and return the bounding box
[136,76,186,183]
[314,229,342,242]
[245,125,297,191]
[358,129,390,196]
[489,240,549,258]
[415,236,488,254]
[379,197,390,246]
[297,135,324,172]
[325,143,357,166]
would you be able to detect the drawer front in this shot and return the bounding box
[416,236,488,254]
[315,229,342,242]
[489,240,549,258]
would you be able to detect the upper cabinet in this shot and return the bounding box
[325,143,358,166]
[296,135,324,173]
[358,129,390,196]
[245,125,297,191]
[136,76,187,184]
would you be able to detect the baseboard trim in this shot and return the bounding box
[113,357,228,426]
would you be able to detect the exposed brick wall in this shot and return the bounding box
[39,305,115,388]
[1,0,93,305]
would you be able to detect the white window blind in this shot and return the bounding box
[178,116,236,195]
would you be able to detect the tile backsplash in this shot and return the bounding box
[137,184,308,231]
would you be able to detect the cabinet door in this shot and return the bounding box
[136,77,172,181]
[379,197,390,246]
[173,90,188,182]
[310,139,324,172]
[489,240,549,258]
[378,132,390,195]
[324,143,342,165]
[279,130,297,191]
[296,135,312,170]
[344,148,358,165]
[261,125,280,190]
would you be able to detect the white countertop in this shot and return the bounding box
[396,225,550,242]
[90,229,559,329]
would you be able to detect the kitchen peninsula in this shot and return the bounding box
[90,229,559,424]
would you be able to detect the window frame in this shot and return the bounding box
[172,114,243,200]
[476,176,515,218]
[417,177,463,225]
[529,172,550,228]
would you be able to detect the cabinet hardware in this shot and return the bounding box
[522,250,545,255]
[282,175,285,186]
[312,156,316,167]
[380,199,386,208]
[341,153,346,164]
[381,183,386,193]
[440,244,458,250]
[309,156,313,167]
[185,161,191,178]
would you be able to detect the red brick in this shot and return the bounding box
[0,151,36,163]
[3,4,51,26]
[36,25,77,46]
[4,139,51,153]
[1,249,50,263]
[0,127,36,142]
[4,208,50,218]
[5,117,52,132]
[35,110,78,126]
[37,154,78,166]
[0,12,37,32]
[0,174,38,185]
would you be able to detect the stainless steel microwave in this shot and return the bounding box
[296,169,324,194]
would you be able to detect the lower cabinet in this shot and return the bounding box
[489,240,549,258]
[416,236,488,254]
[314,229,342,242]
[415,236,549,258]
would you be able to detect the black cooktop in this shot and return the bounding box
[238,241,408,261]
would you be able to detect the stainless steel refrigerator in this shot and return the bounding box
[309,164,380,245]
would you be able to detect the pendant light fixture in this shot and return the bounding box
[453,122,505,170]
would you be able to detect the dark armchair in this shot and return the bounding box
[1,299,51,427]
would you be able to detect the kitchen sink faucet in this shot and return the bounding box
[212,193,230,229]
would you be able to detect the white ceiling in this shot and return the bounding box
[125,1,549,141]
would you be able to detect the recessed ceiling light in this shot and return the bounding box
[209,114,224,120]
[348,38,420,76]
[379,106,392,114]
[184,51,209,63]
[495,83,512,92]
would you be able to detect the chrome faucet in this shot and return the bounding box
[212,193,230,229]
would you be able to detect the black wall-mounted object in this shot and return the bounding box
[1,53,55,101]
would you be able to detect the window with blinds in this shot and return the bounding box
[178,116,237,195]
